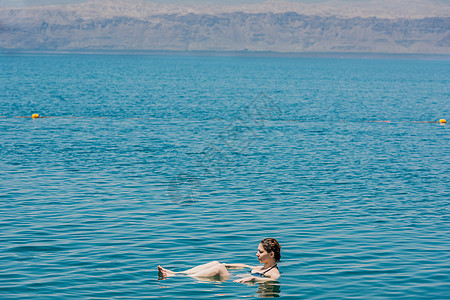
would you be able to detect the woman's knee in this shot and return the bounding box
[217,264,230,278]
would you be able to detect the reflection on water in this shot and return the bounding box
[157,268,281,298]
[256,282,281,298]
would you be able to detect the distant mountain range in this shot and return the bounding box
[1,0,449,54]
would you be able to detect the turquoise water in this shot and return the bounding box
[1,54,449,299]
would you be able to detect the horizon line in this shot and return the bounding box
[2,49,450,60]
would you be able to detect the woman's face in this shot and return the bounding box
[256,243,273,263]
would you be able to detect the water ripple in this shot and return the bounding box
[1,54,449,299]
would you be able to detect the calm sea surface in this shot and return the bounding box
[0,54,449,299]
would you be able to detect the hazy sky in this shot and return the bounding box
[1,0,449,8]
[0,0,355,8]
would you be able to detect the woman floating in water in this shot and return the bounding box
[158,238,281,283]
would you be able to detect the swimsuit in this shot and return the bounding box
[249,264,278,278]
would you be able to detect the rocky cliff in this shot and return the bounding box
[1,0,449,54]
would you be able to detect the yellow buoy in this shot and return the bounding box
[32,113,39,119]
[439,119,446,123]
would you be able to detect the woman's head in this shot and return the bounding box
[258,238,281,263]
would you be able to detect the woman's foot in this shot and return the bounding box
[158,265,176,278]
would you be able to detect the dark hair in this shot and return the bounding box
[261,238,281,262]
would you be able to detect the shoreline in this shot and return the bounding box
[2,49,450,60]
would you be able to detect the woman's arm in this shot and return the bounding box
[224,263,254,269]
[233,276,277,283]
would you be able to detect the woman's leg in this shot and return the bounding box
[191,263,230,280]
[183,261,222,275]
[158,261,223,278]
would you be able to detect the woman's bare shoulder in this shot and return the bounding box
[266,268,280,280]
